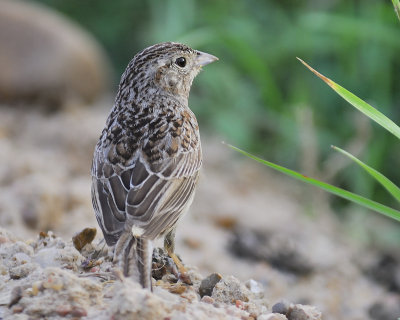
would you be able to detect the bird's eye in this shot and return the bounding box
[175,57,186,68]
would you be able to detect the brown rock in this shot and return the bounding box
[167,283,187,295]
[70,306,88,317]
[214,215,238,230]
[0,0,111,109]
[72,227,97,252]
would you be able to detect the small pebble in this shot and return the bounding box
[90,266,100,273]
[212,275,251,304]
[201,296,215,304]
[72,227,97,251]
[214,216,237,230]
[39,231,48,238]
[8,286,23,307]
[167,284,187,295]
[199,273,222,297]
[162,273,178,283]
[272,301,290,315]
[70,306,87,317]
[235,299,245,310]
[43,276,63,291]
[9,263,35,279]
[12,305,24,313]
[31,281,42,296]
[56,305,72,316]
[245,279,264,297]
[289,304,322,320]
[272,301,321,320]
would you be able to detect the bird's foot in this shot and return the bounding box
[167,251,192,286]
[152,248,192,285]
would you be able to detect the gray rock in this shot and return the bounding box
[8,286,23,307]
[17,267,102,318]
[272,301,322,320]
[211,275,252,304]
[0,241,34,264]
[199,272,222,297]
[272,300,290,314]
[369,296,400,320]
[107,278,171,320]
[288,304,322,320]
[9,263,37,279]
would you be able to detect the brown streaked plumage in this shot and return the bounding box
[91,42,218,289]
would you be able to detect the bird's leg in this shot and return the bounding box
[164,228,192,285]
[137,237,153,290]
[113,232,153,290]
[113,232,132,269]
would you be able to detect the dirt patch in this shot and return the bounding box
[0,104,396,319]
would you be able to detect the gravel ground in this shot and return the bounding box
[0,103,398,319]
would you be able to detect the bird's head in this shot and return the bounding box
[118,42,218,104]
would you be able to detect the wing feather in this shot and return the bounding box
[92,177,124,245]
[91,141,201,245]
[108,175,128,211]
[143,176,198,238]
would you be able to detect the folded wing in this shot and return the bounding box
[91,144,201,246]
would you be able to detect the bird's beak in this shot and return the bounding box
[195,50,219,67]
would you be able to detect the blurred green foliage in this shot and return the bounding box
[34,0,400,209]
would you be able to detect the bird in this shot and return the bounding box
[91,42,218,289]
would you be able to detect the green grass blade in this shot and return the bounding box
[297,58,400,140]
[393,0,400,21]
[332,146,400,203]
[228,144,400,222]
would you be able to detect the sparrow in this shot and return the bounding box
[91,42,218,289]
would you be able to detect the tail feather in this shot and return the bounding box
[114,232,153,290]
